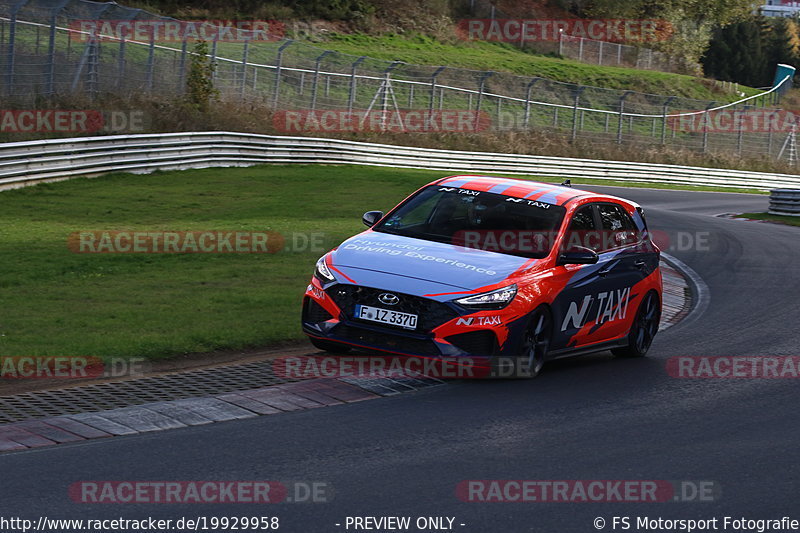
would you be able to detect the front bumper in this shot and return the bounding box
[301,280,522,360]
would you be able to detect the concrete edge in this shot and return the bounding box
[0,376,444,453]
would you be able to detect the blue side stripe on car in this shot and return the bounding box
[487,183,514,194]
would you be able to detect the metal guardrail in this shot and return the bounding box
[0,131,799,192]
[769,189,800,215]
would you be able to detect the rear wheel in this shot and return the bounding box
[612,291,660,358]
[309,337,352,354]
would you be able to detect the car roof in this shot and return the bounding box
[435,175,624,207]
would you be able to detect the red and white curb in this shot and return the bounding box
[659,260,691,330]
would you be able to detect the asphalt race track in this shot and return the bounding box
[1,186,799,532]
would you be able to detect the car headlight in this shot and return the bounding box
[455,284,517,309]
[314,256,336,282]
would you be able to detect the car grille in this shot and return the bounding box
[445,330,499,356]
[332,324,442,357]
[326,284,458,333]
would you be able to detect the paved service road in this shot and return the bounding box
[1,187,798,532]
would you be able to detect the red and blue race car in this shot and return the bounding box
[301,175,662,377]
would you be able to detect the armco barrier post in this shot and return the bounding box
[768,110,779,158]
[47,3,68,95]
[272,39,294,109]
[117,37,127,90]
[347,56,366,113]
[737,104,750,158]
[311,50,334,111]
[146,34,155,91]
[475,71,494,130]
[571,86,586,142]
[617,91,633,144]
[428,66,446,129]
[240,38,250,101]
[702,102,715,153]
[661,96,676,145]
[71,38,94,93]
[4,6,19,96]
[210,36,218,81]
[177,38,186,93]
[524,77,541,130]
[87,38,99,100]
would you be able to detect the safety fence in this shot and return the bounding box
[0,0,795,163]
[461,0,690,74]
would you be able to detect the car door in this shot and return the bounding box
[549,203,607,351]
[550,202,643,351]
[588,202,651,343]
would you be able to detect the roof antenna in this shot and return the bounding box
[561,179,572,187]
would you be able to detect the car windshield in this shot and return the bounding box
[373,185,567,258]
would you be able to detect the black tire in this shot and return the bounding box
[512,306,553,379]
[309,337,352,354]
[612,291,660,358]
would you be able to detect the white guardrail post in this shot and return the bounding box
[0,132,799,192]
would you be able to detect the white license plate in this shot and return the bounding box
[355,305,418,330]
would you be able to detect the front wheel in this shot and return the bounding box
[514,306,553,379]
[612,291,660,358]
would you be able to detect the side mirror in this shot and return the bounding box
[558,246,599,265]
[362,210,384,227]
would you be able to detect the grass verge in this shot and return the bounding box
[0,164,764,361]
[736,212,800,225]
[318,33,755,101]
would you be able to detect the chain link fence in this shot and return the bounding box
[0,0,796,164]
[461,0,695,75]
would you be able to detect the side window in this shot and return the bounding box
[563,205,600,252]
[597,203,639,251]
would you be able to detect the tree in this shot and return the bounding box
[703,26,733,81]
[765,17,800,71]
[585,0,762,69]
[185,40,219,112]
[703,19,765,85]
